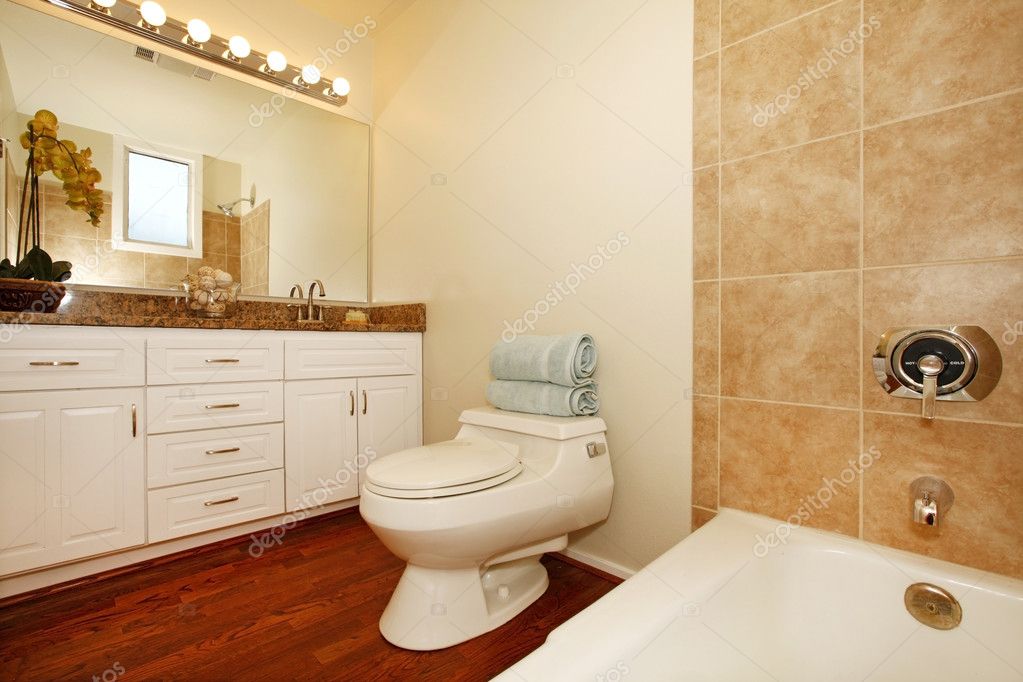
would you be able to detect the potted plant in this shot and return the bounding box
[0,109,103,313]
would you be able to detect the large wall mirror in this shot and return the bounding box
[0,0,369,301]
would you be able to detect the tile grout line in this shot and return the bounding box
[691,254,1023,285]
[718,0,847,52]
[715,0,723,513]
[857,0,866,542]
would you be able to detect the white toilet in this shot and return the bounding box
[359,406,614,651]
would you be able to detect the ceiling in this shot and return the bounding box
[294,0,417,33]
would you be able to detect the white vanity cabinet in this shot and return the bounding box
[283,336,422,512]
[0,326,422,588]
[0,327,147,577]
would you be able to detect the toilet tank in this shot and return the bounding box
[457,406,605,439]
[455,407,608,464]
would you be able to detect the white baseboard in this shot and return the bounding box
[1,499,359,600]
[556,547,636,581]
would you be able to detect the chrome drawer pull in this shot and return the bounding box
[205,447,241,455]
[29,361,79,367]
[203,496,239,506]
[204,358,240,364]
[348,390,355,416]
[204,403,240,410]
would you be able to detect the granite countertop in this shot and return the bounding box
[0,289,425,333]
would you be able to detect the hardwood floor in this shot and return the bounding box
[0,510,617,681]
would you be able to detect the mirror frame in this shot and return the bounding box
[5,0,374,304]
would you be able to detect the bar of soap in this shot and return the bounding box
[345,309,369,324]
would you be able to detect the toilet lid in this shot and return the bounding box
[365,439,520,492]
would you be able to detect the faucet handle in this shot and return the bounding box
[917,354,944,420]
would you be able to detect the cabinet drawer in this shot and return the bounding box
[0,330,144,391]
[285,334,421,380]
[147,470,284,542]
[146,381,283,433]
[147,336,283,385]
[147,423,284,488]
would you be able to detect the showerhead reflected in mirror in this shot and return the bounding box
[217,185,257,218]
[0,1,369,301]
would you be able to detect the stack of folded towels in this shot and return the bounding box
[486,333,599,417]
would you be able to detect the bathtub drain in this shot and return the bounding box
[904,583,962,630]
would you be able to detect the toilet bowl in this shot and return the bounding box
[359,406,614,650]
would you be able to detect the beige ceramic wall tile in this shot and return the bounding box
[225,256,241,283]
[188,254,227,275]
[720,399,860,536]
[721,271,860,407]
[202,215,227,256]
[864,94,1023,267]
[97,244,144,286]
[692,506,717,530]
[693,280,719,395]
[864,0,1023,125]
[145,254,188,286]
[721,0,860,160]
[694,0,719,57]
[721,133,860,277]
[722,0,836,45]
[694,54,719,167]
[225,222,241,258]
[863,261,1023,424]
[692,396,719,508]
[863,413,1023,578]
[42,193,97,240]
[693,166,719,280]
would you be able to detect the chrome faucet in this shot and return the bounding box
[910,476,954,527]
[289,283,305,321]
[306,279,326,322]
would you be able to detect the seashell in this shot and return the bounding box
[194,290,211,306]
[214,270,233,287]
[199,276,217,292]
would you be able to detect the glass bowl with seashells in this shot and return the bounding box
[181,267,240,318]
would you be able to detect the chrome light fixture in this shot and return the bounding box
[44,0,351,107]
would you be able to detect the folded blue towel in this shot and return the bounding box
[486,380,599,417]
[490,333,597,387]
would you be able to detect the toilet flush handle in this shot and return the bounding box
[586,442,607,458]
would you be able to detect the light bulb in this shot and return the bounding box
[331,77,351,97]
[265,50,287,73]
[300,64,321,86]
[228,35,251,60]
[138,1,166,28]
[92,0,116,8]
[186,18,212,45]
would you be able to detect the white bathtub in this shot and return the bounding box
[497,509,1023,681]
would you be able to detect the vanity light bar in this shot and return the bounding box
[46,0,350,106]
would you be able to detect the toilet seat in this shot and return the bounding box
[364,439,522,499]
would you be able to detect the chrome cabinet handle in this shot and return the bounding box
[204,403,240,410]
[348,390,355,416]
[205,358,240,364]
[205,447,241,455]
[29,361,79,367]
[131,403,137,437]
[362,390,367,415]
[203,496,239,507]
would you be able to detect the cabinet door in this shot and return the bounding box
[357,375,422,465]
[284,379,359,512]
[0,389,145,576]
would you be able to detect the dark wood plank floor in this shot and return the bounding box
[0,510,616,681]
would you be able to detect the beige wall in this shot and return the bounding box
[692,0,1023,578]
[371,0,694,573]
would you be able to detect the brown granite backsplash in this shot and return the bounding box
[0,288,425,332]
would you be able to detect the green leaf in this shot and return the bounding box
[50,260,72,282]
[0,258,15,278]
[22,246,53,281]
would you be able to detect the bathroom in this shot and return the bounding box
[0,0,1020,679]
